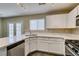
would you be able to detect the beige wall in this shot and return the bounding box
[1,14,46,37]
[2,16,29,37]
[2,14,79,37]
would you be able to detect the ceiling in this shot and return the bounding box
[0,3,78,17]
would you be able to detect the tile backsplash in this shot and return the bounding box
[71,28,79,34]
[46,28,79,34]
[46,29,74,34]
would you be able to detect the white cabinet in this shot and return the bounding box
[46,14,68,28]
[46,5,79,28]
[77,5,79,15]
[48,39,65,55]
[25,36,65,55]
[37,37,65,55]
[25,37,37,56]
[25,39,30,56]
[67,6,78,28]
[29,37,37,52]
[38,41,48,52]
[38,38,48,52]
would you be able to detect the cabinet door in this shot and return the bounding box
[37,37,65,55]
[67,6,78,28]
[77,5,79,15]
[48,42,65,55]
[47,38,65,55]
[25,39,29,56]
[37,37,48,52]
[38,41,48,52]
[29,37,37,52]
[46,14,67,28]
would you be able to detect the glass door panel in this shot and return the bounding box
[8,23,14,43]
[16,23,22,40]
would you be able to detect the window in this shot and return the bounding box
[30,20,37,30]
[30,18,45,31]
[8,23,14,43]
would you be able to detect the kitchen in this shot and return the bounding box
[0,3,79,56]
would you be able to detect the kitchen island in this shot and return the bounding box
[0,34,28,56]
[0,32,79,56]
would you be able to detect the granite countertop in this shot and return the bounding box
[35,32,79,40]
[0,34,29,48]
[0,32,79,48]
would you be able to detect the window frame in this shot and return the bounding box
[29,18,45,31]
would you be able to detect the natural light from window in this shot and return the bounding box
[30,18,45,31]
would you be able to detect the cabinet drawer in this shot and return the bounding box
[48,42,65,54]
[38,39,65,54]
[38,37,64,43]
[38,42,48,52]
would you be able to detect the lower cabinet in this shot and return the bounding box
[25,38,30,56]
[37,37,65,55]
[29,37,37,52]
[48,42,65,55]
[25,37,65,56]
[38,41,48,52]
[25,37,37,56]
[0,47,7,56]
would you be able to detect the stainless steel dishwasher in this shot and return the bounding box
[7,40,25,56]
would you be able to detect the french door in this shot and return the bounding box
[8,23,22,42]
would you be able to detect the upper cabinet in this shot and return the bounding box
[67,6,78,28]
[77,5,79,15]
[46,14,68,28]
[46,5,79,29]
